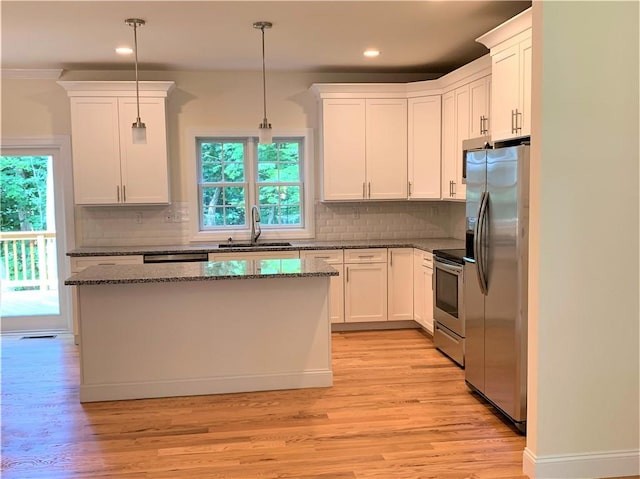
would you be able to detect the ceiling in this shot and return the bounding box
[1,1,531,75]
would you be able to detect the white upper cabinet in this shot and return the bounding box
[365,99,408,200]
[320,98,367,201]
[441,85,469,200]
[59,81,174,205]
[477,7,532,141]
[312,57,491,203]
[408,95,441,199]
[313,85,408,201]
[469,76,491,138]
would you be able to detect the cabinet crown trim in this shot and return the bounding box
[476,7,532,49]
[58,81,175,97]
[310,83,409,99]
[311,54,491,99]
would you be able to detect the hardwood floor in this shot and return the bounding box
[1,329,530,479]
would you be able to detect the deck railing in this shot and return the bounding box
[0,231,57,291]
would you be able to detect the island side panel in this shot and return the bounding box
[77,276,332,402]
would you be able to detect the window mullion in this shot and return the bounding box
[246,139,257,209]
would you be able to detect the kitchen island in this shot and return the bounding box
[65,258,337,402]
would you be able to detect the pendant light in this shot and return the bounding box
[125,18,147,144]
[253,21,273,145]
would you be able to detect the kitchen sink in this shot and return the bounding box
[218,242,292,248]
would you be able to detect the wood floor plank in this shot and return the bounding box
[0,328,623,479]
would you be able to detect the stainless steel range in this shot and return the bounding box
[432,248,466,367]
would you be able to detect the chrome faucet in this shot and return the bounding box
[250,205,261,244]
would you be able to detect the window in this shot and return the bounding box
[199,140,247,228]
[190,130,314,241]
[256,142,302,226]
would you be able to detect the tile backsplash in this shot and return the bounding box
[76,200,465,246]
[314,201,464,241]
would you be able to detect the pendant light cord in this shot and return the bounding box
[260,25,268,125]
[133,21,141,123]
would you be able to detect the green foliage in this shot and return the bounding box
[200,142,245,183]
[0,156,50,232]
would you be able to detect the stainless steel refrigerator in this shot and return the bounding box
[463,138,529,433]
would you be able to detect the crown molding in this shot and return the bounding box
[57,81,175,97]
[2,69,63,80]
[476,7,532,50]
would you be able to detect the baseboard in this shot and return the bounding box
[332,320,420,332]
[79,370,333,402]
[523,446,640,478]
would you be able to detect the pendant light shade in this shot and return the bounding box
[253,21,273,145]
[125,18,147,144]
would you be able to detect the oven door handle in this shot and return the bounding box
[476,191,489,295]
[434,261,462,276]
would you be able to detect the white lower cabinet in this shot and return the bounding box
[299,249,344,324]
[208,251,299,261]
[388,248,414,321]
[70,255,144,343]
[74,246,440,332]
[412,249,434,333]
[344,249,388,323]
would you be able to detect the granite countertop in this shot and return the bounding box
[65,258,338,286]
[67,237,465,257]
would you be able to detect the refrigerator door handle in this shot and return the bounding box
[473,191,484,294]
[476,191,489,295]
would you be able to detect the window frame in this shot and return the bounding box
[187,128,314,242]
[255,138,305,230]
[197,137,250,231]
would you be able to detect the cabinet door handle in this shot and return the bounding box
[116,185,120,202]
[408,181,412,197]
[390,251,393,267]
[481,116,489,135]
[362,182,366,199]
[368,182,371,198]
[123,185,126,202]
[515,109,522,133]
[346,266,349,283]
[511,109,517,134]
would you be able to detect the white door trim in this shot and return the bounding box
[1,136,75,333]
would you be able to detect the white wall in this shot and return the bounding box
[526,1,639,477]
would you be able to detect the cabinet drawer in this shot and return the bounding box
[434,323,464,366]
[344,248,387,263]
[421,251,433,268]
[299,249,343,264]
[71,255,143,273]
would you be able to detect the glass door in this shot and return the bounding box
[1,146,71,333]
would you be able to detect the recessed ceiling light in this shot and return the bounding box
[364,49,380,58]
[115,47,133,55]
